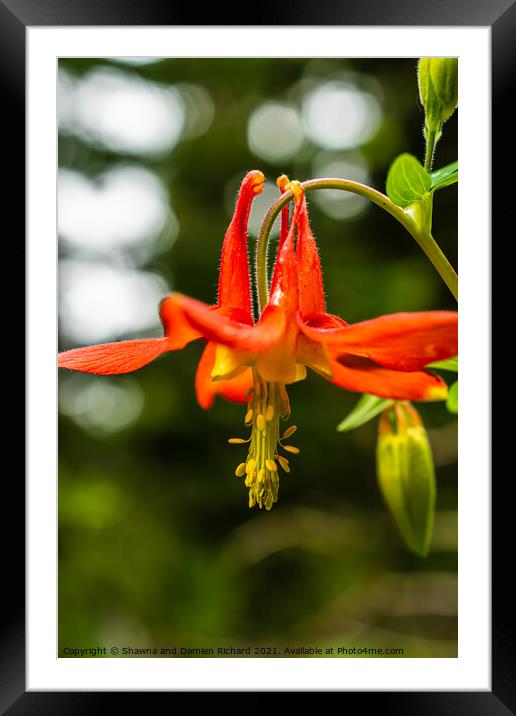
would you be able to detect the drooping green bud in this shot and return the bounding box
[376,402,436,556]
[418,58,458,134]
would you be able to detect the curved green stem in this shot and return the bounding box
[256,178,458,312]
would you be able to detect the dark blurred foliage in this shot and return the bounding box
[58,58,457,657]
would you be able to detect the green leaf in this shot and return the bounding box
[337,394,392,432]
[446,381,458,413]
[430,161,458,191]
[427,356,458,372]
[386,153,432,207]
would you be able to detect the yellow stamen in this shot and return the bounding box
[278,456,290,473]
[228,437,248,444]
[283,445,300,454]
[229,372,301,510]
[282,425,297,439]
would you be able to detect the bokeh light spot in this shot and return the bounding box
[59,374,144,433]
[58,166,171,255]
[64,67,185,156]
[109,57,164,66]
[247,102,304,163]
[302,81,382,150]
[177,83,215,139]
[59,259,169,344]
[311,152,371,220]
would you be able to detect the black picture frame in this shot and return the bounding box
[4,0,513,710]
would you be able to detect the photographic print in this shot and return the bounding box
[57,57,458,660]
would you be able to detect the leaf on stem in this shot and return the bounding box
[427,355,458,372]
[431,161,458,191]
[386,153,432,208]
[337,394,393,432]
[446,380,458,413]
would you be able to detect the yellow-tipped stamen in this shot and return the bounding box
[282,425,297,439]
[229,369,301,510]
[278,456,290,473]
[228,437,249,444]
[283,445,300,454]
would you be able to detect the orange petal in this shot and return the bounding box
[160,293,286,353]
[296,334,332,378]
[58,338,170,375]
[217,369,254,405]
[159,295,205,349]
[195,342,253,409]
[328,354,448,401]
[300,311,458,370]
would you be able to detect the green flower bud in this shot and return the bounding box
[418,58,458,132]
[376,402,436,556]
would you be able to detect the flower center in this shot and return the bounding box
[228,370,300,510]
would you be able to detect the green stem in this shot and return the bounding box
[256,178,458,312]
[424,125,440,172]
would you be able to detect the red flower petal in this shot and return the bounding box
[58,338,170,375]
[159,296,204,349]
[195,342,253,409]
[300,311,458,370]
[296,198,326,316]
[302,312,349,330]
[160,293,286,353]
[217,170,264,319]
[328,354,448,401]
[268,197,303,316]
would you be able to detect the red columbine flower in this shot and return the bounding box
[59,171,458,511]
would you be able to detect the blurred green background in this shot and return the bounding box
[58,58,457,658]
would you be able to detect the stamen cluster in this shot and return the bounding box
[229,371,300,510]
